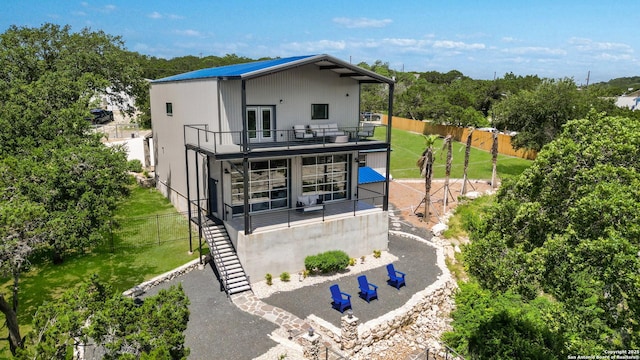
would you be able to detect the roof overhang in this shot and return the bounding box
[152,54,395,85]
[240,54,394,85]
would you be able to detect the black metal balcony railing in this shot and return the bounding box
[183,125,387,154]
[222,194,385,233]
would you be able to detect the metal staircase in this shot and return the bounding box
[202,223,251,295]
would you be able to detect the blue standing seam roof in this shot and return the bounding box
[152,55,317,83]
[358,166,386,185]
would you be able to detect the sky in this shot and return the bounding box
[3,1,638,84]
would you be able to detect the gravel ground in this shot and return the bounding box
[142,265,280,360]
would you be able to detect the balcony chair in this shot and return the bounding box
[386,263,406,289]
[357,122,375,139]
[329,284,352,313]
[357,275,378,303]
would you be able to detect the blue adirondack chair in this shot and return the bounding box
[330,284,352,313]
[386,263,406,289]
[357,275,378,302]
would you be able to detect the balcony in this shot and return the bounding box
[223,194,385,234]
[183,125,388,159]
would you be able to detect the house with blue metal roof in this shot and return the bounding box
[150,54,394,295]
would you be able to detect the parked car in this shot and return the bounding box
[88,108,114,124]
[360,112,380,121]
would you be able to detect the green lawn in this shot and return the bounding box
[376,128,533,180]
[0,185,203,355]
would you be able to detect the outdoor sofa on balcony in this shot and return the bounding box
[308,123,346,138]
[296,194,323,212]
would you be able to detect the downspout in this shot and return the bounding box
[241,79,251,234]
[383,83,394,212]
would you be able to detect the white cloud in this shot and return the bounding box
[432,40,485,50]
[501,37,519,43]
[333,17,392,29]
[175,29,202,37]
[148,12,184,20]
[282,40,347,53]
[569,37,633,53]
[502,46,566,55]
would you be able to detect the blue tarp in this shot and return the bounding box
[358,166,386,185]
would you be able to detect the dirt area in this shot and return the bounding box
[388,178,495,230]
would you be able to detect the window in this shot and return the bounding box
[311,104,329,120]
[165,102,173,116]
[302,154,349,202]
[358,154,367,167]
[230,159,289,214]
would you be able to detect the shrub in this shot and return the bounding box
[304,250,350,274]
[373,249,381,258]
[280,272,290,282]
[127,159,143,172]
[265,273,273,286]
[349,258,356,266]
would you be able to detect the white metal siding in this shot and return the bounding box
[246,64,360,133]
[150,80,218,211]
[364,151,387,174]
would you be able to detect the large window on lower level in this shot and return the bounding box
[230,159,289,213]
[301,154,349,201]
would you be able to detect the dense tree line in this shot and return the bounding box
[445,112,640,357]
[0,24,189,358]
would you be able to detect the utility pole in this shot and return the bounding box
[585,70,590,86]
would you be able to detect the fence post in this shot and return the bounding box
[156,215,161,246]
[341,310,359,354]
[302,328,321,360]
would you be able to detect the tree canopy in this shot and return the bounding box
[451,112,640,355]
[490,78,622,151]
[0,23,141,354]
[18,276,190,359]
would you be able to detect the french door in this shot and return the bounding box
[246,106,274,143]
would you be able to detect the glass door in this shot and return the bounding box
[247,106,274,143]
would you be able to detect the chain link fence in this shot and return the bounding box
[91,123,142,140]
[97,212,197,252]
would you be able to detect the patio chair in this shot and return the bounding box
[357,122,375,139]
[386,263,406,289]
[357,275,378,303]
[330,284,352,313]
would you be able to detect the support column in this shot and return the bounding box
[383,83,394,212]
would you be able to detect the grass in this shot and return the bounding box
[376,128,533,180]
[0,184,203,356]
[442,195,495,240]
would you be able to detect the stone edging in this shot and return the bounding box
[122,258,203,297]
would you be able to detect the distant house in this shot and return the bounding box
[615,90,640,110]
[150,55,395,294]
